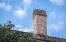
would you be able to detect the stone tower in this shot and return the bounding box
[33,9,47,36]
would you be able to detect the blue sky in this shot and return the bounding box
[0,0,66,38]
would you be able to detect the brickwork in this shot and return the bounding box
[33,9,47,35]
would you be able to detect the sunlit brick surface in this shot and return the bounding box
[33,9,47,35]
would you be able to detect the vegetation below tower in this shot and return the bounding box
[0,21,38,42]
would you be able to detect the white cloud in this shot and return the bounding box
[18,28,33,32]
[49,0,65,6]
[50,21,64,32]
[48,11,64,32]
[15,24,33,32]
[23,0,32,6]
[15,24,23,28]
[15,0,32,19]
[21,28,33,32]
[14,8,26,19]
[0,2,12,11]
[18,29,23,31]
[5,5,12,11]
[22,0,32,11]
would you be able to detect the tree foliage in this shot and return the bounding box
[0,21,37,42]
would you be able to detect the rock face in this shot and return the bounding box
[33,9,47,35]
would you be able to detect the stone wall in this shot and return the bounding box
[46,36,66,42]
[35,35,66,42]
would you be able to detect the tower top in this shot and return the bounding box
[33,9,47,19]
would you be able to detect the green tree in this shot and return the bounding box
[0,21,38,42]
[0,21,16,42]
